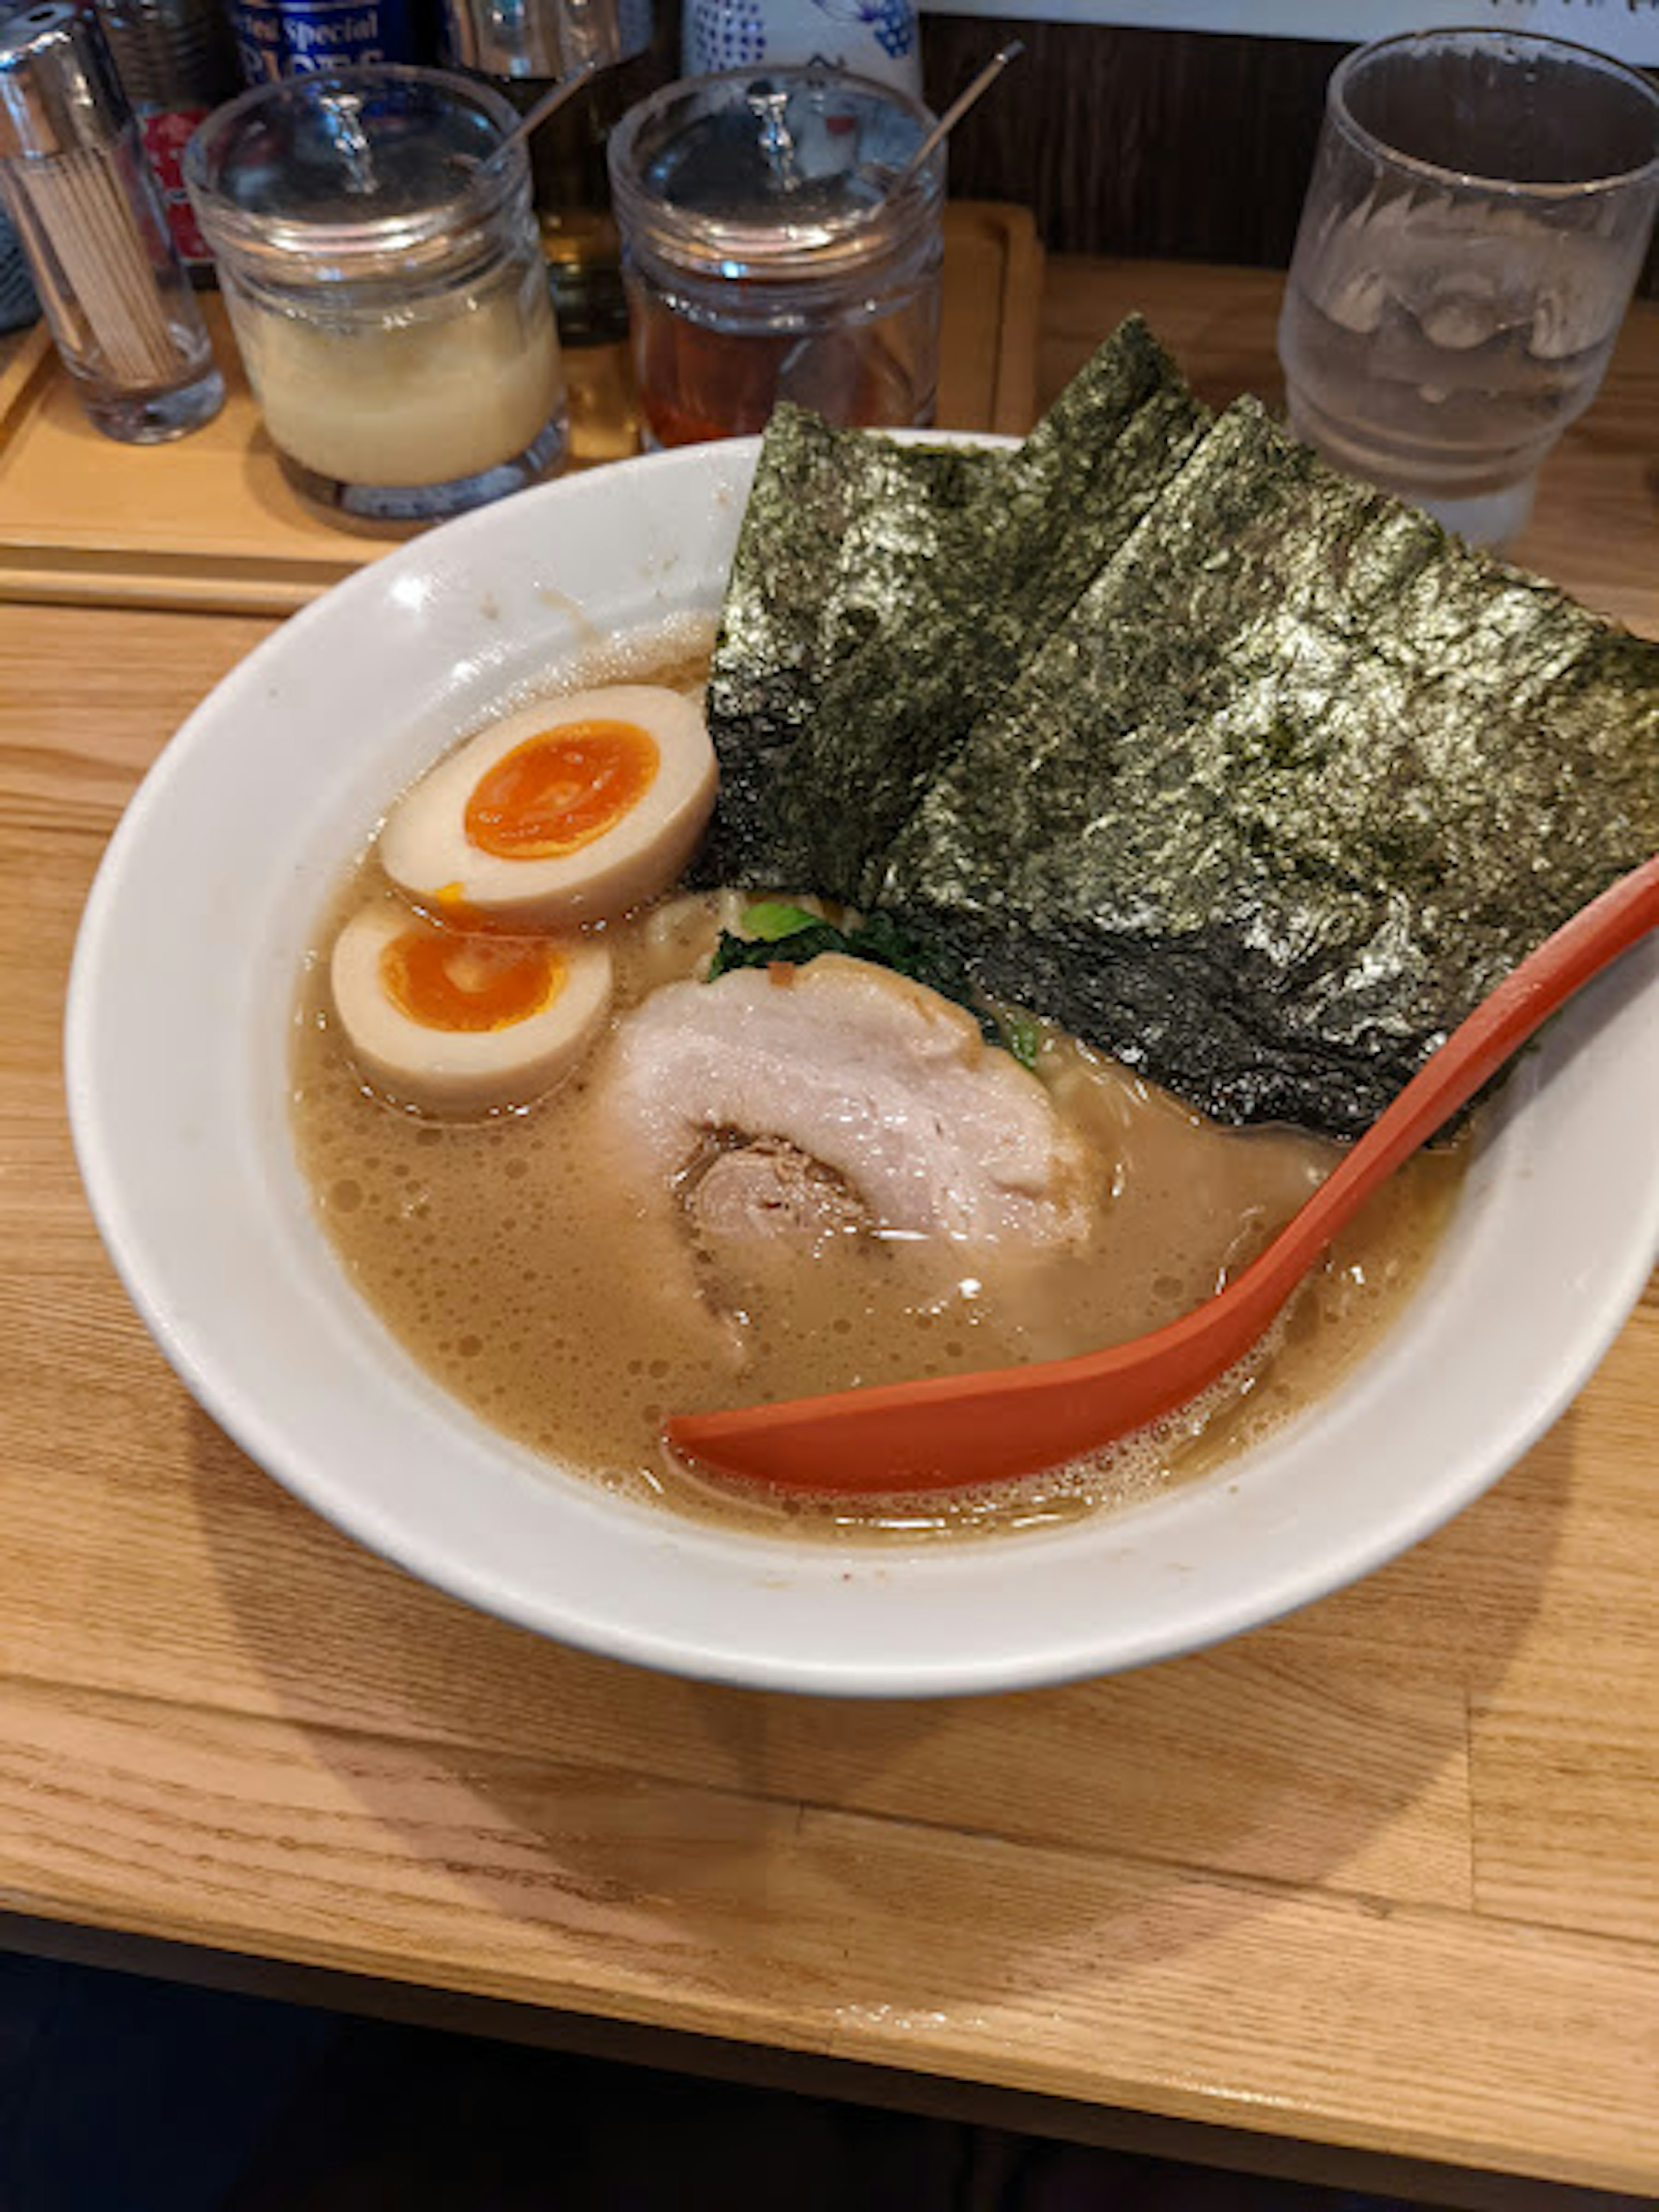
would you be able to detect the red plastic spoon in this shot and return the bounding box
[666,853,1659,1495]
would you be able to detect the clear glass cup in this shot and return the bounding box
[1277,29,1659,546]
[607,67,944,449]
[186,65,567,522]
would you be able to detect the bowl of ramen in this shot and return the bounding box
[65,353,1659,1696]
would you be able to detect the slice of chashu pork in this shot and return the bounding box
[603,953,1098,1249]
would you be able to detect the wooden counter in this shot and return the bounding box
[2,258,1656,2208]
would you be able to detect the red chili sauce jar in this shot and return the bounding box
[607,66,944,448]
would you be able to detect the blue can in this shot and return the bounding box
[230,0,418,79]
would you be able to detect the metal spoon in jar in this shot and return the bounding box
[476,61,602,176]
[769,44,1027,404]
[666,851,1659,1495]
[886,41,1025,197]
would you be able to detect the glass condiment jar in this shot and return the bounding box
[439,0,661,349]
[186,66,568,521]
[607,67,944,448]
[0,0,223,443]
[92,0,245,274]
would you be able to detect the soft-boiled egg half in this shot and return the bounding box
[379,685,717,926]
[331,903,614,1116]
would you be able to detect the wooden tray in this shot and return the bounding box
[0,203,1041,617]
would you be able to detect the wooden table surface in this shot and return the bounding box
[3,259,1657,2206]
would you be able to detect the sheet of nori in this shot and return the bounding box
[878,397,1658,1138]
[694,316,1211,899]
[781,320,1212,905]
[691,405,996,889]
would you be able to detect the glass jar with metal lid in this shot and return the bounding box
[607,67,944,448]
[186,66,567,521]
[439,0,658,347]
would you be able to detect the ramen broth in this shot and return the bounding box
[291,630,1467,1540]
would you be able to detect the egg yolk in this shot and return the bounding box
[381,926,562,1033]
[464,720,659,860]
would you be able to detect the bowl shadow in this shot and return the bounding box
[184,1398,1570,2036]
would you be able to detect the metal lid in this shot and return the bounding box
[0,0,129,162]
[607,67,943,283]
[184,64,531,284]
[440,0,636,85]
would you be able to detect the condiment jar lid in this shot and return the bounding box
[0,0,128,163]
[608,67,944,283]
[184,64,529,284]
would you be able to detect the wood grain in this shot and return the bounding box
[922,17,1659,301]
[2,262,1658,2196]
[3,1676,1657,2193]
[925,19,1339,269]
[0,207,1040,617]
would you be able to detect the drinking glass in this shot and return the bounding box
[1278,29,1659,545]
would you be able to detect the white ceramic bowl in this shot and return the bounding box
[65,440,1659,1698]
